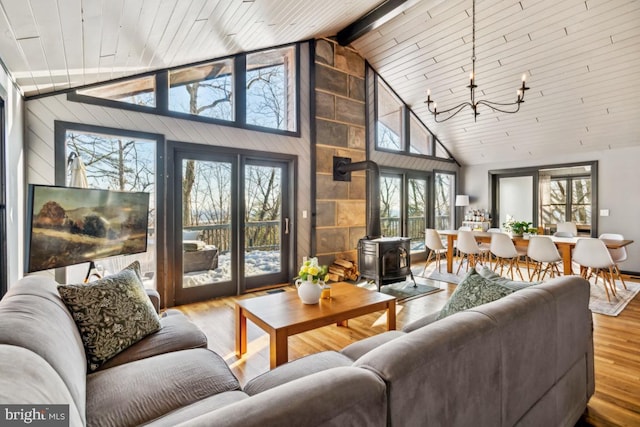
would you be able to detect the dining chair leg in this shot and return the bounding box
[596,269,611,302]
[422,250,435,276]
[613,264,627,290]
[607,266,618,297]
[512,258,525,281]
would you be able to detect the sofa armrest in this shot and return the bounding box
[174,367,387,427]
[401,311,440,333]
[145,288,161,314]
[340,330,405,361]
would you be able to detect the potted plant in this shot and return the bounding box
[503,220,532,237]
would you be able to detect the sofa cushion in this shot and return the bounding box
[57,261,161,371]
[96,310,208,371]
[437,268,515,320]
[86,348,240,427]
[143,391,249,427]
[341,331,406,360]
[244,351,353,396]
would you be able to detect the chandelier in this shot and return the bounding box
[424,0,530,122]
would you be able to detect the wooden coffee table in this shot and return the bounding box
[235,282,396,368]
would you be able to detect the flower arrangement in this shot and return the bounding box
[503,219,533,236]
[297,257,329,283]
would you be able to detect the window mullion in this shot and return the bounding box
[236,55,247,125]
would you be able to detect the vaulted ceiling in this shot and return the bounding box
[0,0,638,165]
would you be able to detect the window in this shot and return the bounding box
[246,46,296,131]
[76,76,156,107]
[63,127,158,286]
[434,172,455,230]
[540,173,592,232]
[379,171,430,253]
[409,113,433,156]
[70,44,300,136]
[380,175,402,236]
[373,73,453,161]
[376,78,403,151]
[169,59,234,121]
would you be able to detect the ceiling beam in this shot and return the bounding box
[336,0,423,46]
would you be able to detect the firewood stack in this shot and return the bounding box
[326,258,359,282]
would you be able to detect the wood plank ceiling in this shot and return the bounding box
[351,0,640,165]
[0,0,638,165]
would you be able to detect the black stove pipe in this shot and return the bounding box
[333,157,381,239]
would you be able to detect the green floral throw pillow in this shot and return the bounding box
[437,268,516,320]
[58,261,161,371]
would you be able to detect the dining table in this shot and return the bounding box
[438,230,634,275]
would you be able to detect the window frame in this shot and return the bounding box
[67,43,301,138]
[53,121,167,301]
[372,72,455,163]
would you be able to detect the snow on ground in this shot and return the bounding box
[183,250,281,288]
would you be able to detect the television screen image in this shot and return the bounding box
[26,185,150,273]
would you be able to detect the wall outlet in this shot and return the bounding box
[600,209,610,216]
[302,210,308,219]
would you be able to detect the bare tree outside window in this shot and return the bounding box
[65,130,156,280]
[435,173,453,230]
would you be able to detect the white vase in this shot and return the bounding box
[295,279,323,304]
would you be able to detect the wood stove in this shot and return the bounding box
[334,156,416,291]
[358,237,414,291]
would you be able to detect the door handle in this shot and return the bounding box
[284,218,290,234]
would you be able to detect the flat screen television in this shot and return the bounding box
[26,184,150,273]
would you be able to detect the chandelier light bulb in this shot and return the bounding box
[522,74,527,82]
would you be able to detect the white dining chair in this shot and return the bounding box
[526,236,562,281]
[555,222,578,237]
[599,233,628,290]
[422,228,447,275]
[456,230,488,274]
[478,228,501,267]
[490,232,526,280]
[572,238,617,302]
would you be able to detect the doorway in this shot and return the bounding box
[172,145,294,305]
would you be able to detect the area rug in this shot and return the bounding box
[358,278,442,302]
[588,281,640,316]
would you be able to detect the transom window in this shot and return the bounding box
[70,44,299,136]
[374,74,452,161]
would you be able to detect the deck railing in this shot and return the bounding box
[183,216,451,254]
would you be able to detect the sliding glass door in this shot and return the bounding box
[173,147,292,304]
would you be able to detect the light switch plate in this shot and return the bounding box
[600,209,609,216]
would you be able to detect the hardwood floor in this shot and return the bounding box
[175,271,640,427]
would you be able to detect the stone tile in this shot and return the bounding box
[315,39,334,67]
[316,64,348,96]
[348,126,366,150]
[315,146,334,174]
[316,173,349,199]
[316,228,349,254]
[349,76,365,102]
[337,201,366,227]
[335,45,365,77]
[316,119,348,147]
[335,97,365,126]
[315,91,335,119]
[349,175,366,199]
[349,227,367,250]
[316,201,336,227]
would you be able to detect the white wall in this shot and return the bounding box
[463,145,640,273]
[0,65,24,287]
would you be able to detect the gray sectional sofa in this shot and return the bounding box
[0,274,593,426]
